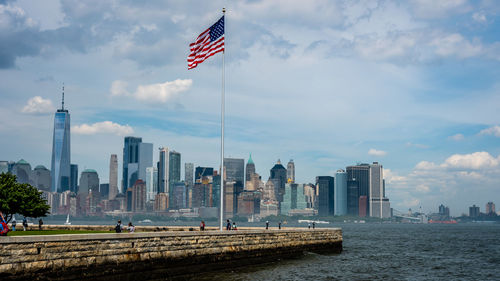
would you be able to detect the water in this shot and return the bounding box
[194,223,500,280]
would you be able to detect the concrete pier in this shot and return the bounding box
[0,228,342,280]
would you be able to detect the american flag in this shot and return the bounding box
[188,16,224,70]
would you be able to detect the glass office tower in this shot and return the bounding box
[51,89,71,193]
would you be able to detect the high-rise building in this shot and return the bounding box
[138,143,153,183]
[438,204,450,218]
[316,176,334,216]
[79,169,99,194]
[158,147,169,194]
[122,137,142,192]
[270,160,287,202]
[486,202,496,215]
[169,151,181,199]
[282,183,307,215]
[185,163,194,188]
[51,87,71,193]
[287,159,295,183]
[70,164,78,193]
[334,169,348,216]
[33,165,51,191]
[171,181,187,209]
[469,205,480,217]
[245,154,255,186]
[0,161,8,174]
[99,183,109,199]
[346,164,370,213]
[109,154,118,200]
[195,167,214,182]
[359,196,367,217]
[132,180,146,212]
[145,167,158,202]
[368,162,384,218]
[12,159,32,185]
[347,180,359,216]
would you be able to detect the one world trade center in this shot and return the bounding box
[51,86,71,193]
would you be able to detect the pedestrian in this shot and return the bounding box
[0,212,9,236]
[308,223,311,229]
[200,221,205,231]
[312,222,315,229]
[232,222,237,230]
[38,219,43,231]
[22,217,28,231]
[226,219,231,230]
[11,219,16,232]
[115,220,123,233]
[278,221,281,230]
[265,221,269,230]
[127,222,135,233]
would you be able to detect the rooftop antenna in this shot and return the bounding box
[62,83,65,110]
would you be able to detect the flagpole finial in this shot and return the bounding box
[222,7,225,14]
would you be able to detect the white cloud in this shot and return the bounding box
[429,33,483,59]
[472,12,487,23]
[415,160,437,170]
[72,121,134,136]
[406,142,430,148]
[443,151,499,170]
[449,133,464,141]
[368,148,387,157]
[410,0,470,19]
[479,125,500,137]
[21,96,55,114]
[416,184,430,193]
[110,79,192,104]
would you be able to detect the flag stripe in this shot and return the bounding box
[187,16,224,70]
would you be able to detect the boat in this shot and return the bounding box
[64,214,71,225]
[138,219,152,224]
[428,219,457,224]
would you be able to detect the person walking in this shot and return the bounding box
[38,219,43,231]
[11,219,16,232]
[115,220,123,233]
[265,221,269,230]
[22,217,28,231]
[232,222,237,230]
[278,221,282,230]
[226,219,231,230]
[312,222,315,229]
[199,221,205,231]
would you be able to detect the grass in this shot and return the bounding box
[7,230,113,236]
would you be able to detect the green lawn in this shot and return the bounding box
[7,230,113,236]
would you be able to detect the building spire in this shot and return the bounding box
[61,83,65,110]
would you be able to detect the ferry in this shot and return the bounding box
[428,219,457,224]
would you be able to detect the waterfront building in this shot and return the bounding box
[260,201,279,217]
[99,183,109,199]
[246,173,261,191]
[154,193,169,211]
[245,154,255,186]
[224,181,235,218]
[316,176,334,216]
[132,180,146,212]
[469,205,480,217]
[169,151,181,204]
[109,154,118,200]
[282,183,307,215]
[158,147,169,194]
[335,170,348,216]
[33,165,51,191]
[237,191,261,217]
[70,164,78,193]
[359,196,367,217]
[138,143,153,182]
[270,160,287,203]
[127,163,139,188]
[145,167,158,202]
[346,164,370,214]
[51,89,71,193]
[304,183,316,209]
[369,162,385,218]
[195,167,214,182]
[79,169,99,194]
[347,180,359,215]
[438,204,450,218]
[171,181,187,209]
[12,159,32,185]
[486,202,496,215]
[212,172,221,209]
[287,159,295,183]
[185,163,194,189]
[122,136,142,192]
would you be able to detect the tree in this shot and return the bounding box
[0,173,50,223]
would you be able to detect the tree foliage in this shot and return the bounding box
[0,173,50,223]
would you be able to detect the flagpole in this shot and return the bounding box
[220,7,226,231]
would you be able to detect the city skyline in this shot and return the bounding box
[0,0,499,215]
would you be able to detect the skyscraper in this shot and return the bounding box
[185,163,194,189]
[138,143,153,184]
[245,154,255,185]
[169,151,181,187]
[33,165,51,191]
[51,87,71,193]
[334,169,347,216]
[316,176,334,216]
[346,164,370,215]
[70,164,78,193]
[486,202,496,215]
[122,137,142,193]
[347,179,359,215]
[287,159,295,183]
[369,162,384,218]
[270,160,287,202]
[145,166,158,202]
[158,147,169,194]
[224,158,245,186]
[109,154,118,200]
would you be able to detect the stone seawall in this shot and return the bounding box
[0,228,342,280]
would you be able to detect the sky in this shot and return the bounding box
[0,0,499,216]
